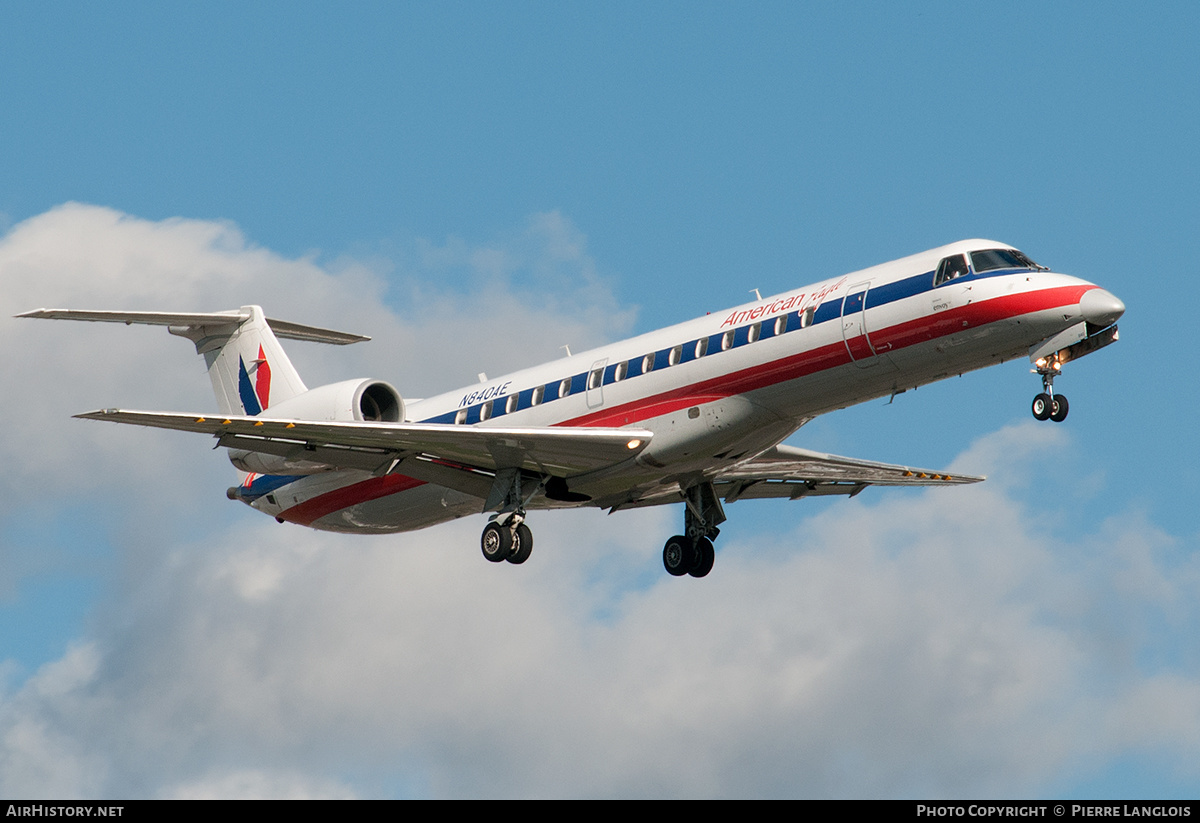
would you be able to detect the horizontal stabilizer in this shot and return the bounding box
[15,308,369,345]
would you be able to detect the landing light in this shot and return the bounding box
[626,439,642,450]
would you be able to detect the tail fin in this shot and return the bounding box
[184,305,311,415]
[16,305,369,416]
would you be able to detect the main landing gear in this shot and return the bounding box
[475,473,730,578]
[663,534,715,577]
[1031,357,1069,423]
[481,515,533,565]
[662,481,726,578]
[480,467,537,565]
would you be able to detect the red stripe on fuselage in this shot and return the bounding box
[278,473,426,526]
[562,284,1094,428]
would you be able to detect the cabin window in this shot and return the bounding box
[721,330,734,351]
[479,400,492,421]
[934,254,970,286]
[505,394,518,414]
[559,377,572,398]
[694,338,708,358]
[668,344,683,366]
[454,408,468,425]
[748,322,761,343]
[773,316,785,336]
[613,361,628,382]
[800,305,817,328]
[588,367,603,390]
[531,385,545,406]
[641,353,655,374]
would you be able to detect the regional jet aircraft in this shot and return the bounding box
[19,239,1124,577]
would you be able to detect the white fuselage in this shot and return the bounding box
[241,239,1113,533]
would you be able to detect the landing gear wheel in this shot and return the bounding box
[1032,393,1052,421]
[508,522,533,564]
[481,521,513,562]
[688,537,715,578]
[663,535,692,576]
[1050,394,1069,422]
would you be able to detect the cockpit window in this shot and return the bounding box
[970,248,1040,272]
[1011,250,1044,270]
[934,254,970,286]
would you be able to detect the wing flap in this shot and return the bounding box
[75,409,652,477]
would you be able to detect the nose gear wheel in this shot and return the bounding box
[1031,359,1069,423]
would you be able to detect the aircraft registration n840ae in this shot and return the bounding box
[19,239,1124,578]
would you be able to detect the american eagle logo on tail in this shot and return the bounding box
[237,345,272,415]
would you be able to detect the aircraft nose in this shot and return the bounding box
[1080,288,1125,326]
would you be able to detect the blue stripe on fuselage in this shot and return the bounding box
[239,473,304,501]
[413,266,1031,425]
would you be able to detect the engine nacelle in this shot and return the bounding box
[259,378,404,423]
[227,378,404,476]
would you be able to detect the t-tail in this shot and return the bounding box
[15,305,370,416]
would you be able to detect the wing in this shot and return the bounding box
[75,409,652,480]
[605,444,982,510]
[75,410,975,511]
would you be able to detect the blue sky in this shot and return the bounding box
[1,2,1197,798]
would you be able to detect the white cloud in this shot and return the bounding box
[161,770,358,800]
[2,426,1197,798]
[385,210,640,392]
[1,206,1197,798]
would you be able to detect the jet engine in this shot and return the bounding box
[227,378,404,475]
[255,378,404,423]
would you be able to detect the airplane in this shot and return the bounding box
[18,239,1124,578]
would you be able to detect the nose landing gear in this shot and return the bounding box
[1031,357,1069,423]
[1031,392,1068,422]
